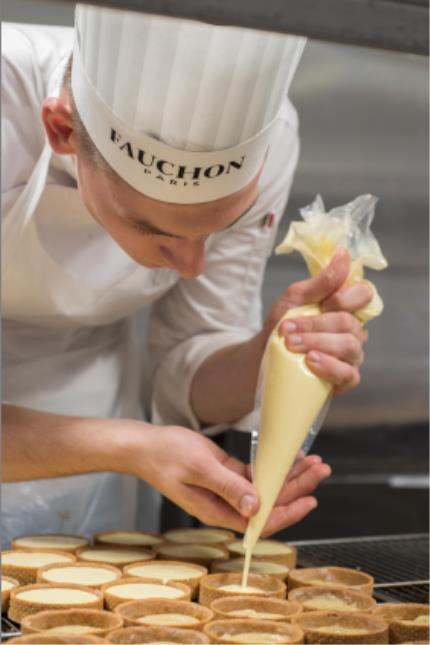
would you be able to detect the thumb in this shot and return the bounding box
[283,247,350,308]
[203,459,260,519]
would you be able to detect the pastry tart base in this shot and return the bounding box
[204,618,304,644]
[372,603,429,643]
[293,610,389,644]
[106,625,210,643]
[114,598,213,629]
[124,560,207,599]
[102,577,191,611]
[199,572,286,608]
[288,585,376,613]
[37,562,122,589]
[21,607,123,636]
[287,566,374,595]
[2,550,76,586]
[210,595,302,622]
[9,583,103,623]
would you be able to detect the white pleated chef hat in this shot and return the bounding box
[72,5,305,204]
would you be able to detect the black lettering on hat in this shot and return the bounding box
[110,128,121,144]
[204,164,224,179]
[226,156,246,173]
[177,166,202,180]
[138,149,156,168]
[156,160,174,175]
[119,141,134,159]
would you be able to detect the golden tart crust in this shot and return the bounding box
[210,595,302,622]
[153,542,228,569]
[2,575,19,613]
[288,585,376,613]
[6,634,108,644]
[212,557,289,581]
[124,560,207,599]
[204,618,304,644]
[226,539,297,568]
[9,583,103,623]
[287,566,374,595]
[76,547,153,570]
[11,534,89,554]
[162,528,235,545]
[114,598,213,630]
[2,550,76,585]
[293,610,389,644]
[373,603,429,643]
[21,608,123,636]
[93,531,162,548]
[102,577,191,611]
[199,572,286,608]
[106,625,210,643]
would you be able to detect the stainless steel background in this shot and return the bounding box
[2,0,428,429]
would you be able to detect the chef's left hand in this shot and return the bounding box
[263,249,373,394]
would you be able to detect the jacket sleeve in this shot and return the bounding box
[147,105,300,435]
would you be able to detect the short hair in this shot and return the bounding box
[62,56,118,180]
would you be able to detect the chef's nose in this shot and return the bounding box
[163,239,206,278]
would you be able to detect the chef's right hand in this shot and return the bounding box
[131,424,328,533]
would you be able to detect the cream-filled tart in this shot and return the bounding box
[199,572,286,608]
[213,557,289,581]
[294,610,388,644]
[373,603,429,643]
[21,608,123,636]
[2,550,76,585]
[204,619,304,644]
[288,585,376,613]
[76,547,153,570]
[154,543,228,569]
[102,577,191,611]
[114,598,213,630]
[162,528,234,545]
[8,583,103,623]
[210,596,302,622]
[287,566,374,595]
[11,534,89,554]
[124,560,207,598]
[94,531,162,548]
[37,562,122,589]
[226,539,297,568]
[107,625,210,644]
[2,576,19,613]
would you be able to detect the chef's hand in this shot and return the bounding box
[263,248,373,394]
[139,425,330,533]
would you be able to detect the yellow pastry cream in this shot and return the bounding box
[17,588,97,604]
[218,584,264,594]
[242,195,387,586]
[399,615,429,626]
[228,609,285,619]
[222,632,292,644]
[126,562,202,584]
[137,614,199,626]
[45,625,100,634]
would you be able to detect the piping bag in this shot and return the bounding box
[242,195,387,585]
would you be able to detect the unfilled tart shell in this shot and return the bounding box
[76,547,154,570]
[204,618,304,644]
[226,540,297,568]
[2,575,19,613]
[107,625,210,643]
[8,633,108,644]
[9,583,103,623]
[154,542,229,569]
[21,608,123,636]
[114,598,213,629]
[288,585,376,613]
[210,595,302,622]
[293,610,389,644]
[212,557,289,582]
[163,528,235,545]
[288,566,374,595]
[372,603,429,643]
[102,577,191,611]
[199,572,286,608]
[124,560,207,599]
[11,534,90,553]
[2,550,76,586]
[94,531,163,549]
[37,562,122,590]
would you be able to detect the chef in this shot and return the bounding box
[2,5,372,546]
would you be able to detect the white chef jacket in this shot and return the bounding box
[1,23,302,544]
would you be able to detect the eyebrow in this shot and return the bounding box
[125,198,259,238]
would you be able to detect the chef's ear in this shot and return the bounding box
[41,97,77,155]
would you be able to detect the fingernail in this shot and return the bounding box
[240,494,257,517]
[285,321,297,332]
[289,334,302,345]
[308,351,321,362]
[310,498,318,510]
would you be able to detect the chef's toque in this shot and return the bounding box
[72,5,305,204]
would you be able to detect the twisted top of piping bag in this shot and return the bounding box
[275,194,388,323]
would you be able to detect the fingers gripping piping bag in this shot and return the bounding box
[242,194,388,586]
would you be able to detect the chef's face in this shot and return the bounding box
[75,152,260,279]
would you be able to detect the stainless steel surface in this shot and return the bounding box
[6,0,428,54]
